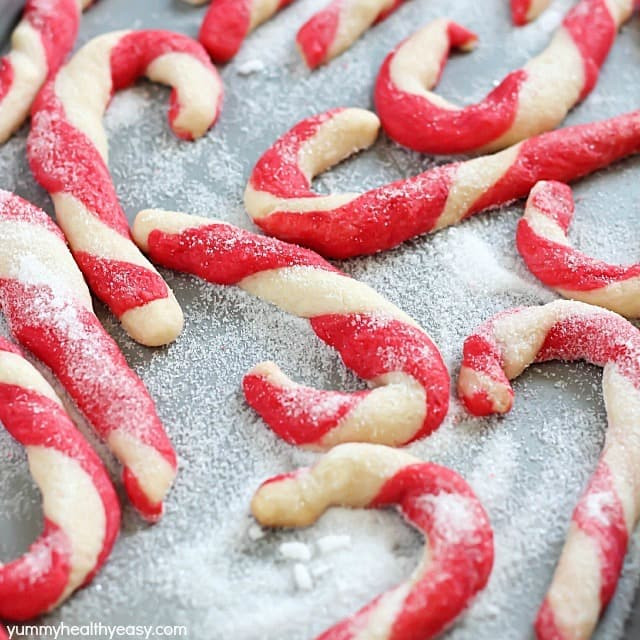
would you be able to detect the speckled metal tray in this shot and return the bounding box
[1,0,640,638]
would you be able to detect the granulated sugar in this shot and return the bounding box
[1,0,640,638]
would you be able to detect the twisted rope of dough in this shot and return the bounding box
[0,190,177,522]
[27,30,224,347]
[0,338,119,621]
[458,299,640,640]
[518,181,640,318]
[132,209,449,449]
[190,0,296,63]
[511,0,552,25]
[252,443,494,640]
[375,0,633,154]
[244,107,640,259]
[0,0,93,144]
[296,0,406,69]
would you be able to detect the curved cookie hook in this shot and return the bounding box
[252,443,494,639]
[458,299,640,639]
[28,30,224,346]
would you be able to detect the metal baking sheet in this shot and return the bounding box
[1,0,640,638]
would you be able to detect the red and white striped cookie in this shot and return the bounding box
[297,0,406,69]
[27,30,224,347]
[0,337,120,621]
[458,299,640,640]
[374,0,634,154]
[132,209,449,448]
[511,0,552,24]
[0,190,177,522]
[0,0,93,144]
[517,181,640,318]
[191,0,296,63]
[252,443,494,639]
[244,107,640,259]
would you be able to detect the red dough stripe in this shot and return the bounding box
[296,0,341,69]
[145,220,336,283]
[24,0,85,71]
[572,460,628,607]
[242,377,366,446]
[511,0,553,25]
[134,211,450,448]
[199,0,295,63]
[0,58,14,103]
[73,253,171,317]
[458,300,640,640]
[0,519,71,621]
[246,108,640,259]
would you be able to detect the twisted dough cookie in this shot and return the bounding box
[511,0,552,24]
[0,191,177,522]
[27,30,224,347]
[0,0,93,144]
[253,443,494,639]
[375,0,634,154]
[458,299,640,640]
[244,107,640,259]
[297,0,406,68]
[518,181,640,318]
[187,0,296,62]
[133,209,449,448]
[0,338,119,621]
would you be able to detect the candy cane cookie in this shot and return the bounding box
[458,300,640,640]
[511,0,552,24]
[517,181,640,318]
[0,0,94,144]
[244,107,640,259]
[132,209,449,448]
[0,338,120,621]
[252,443,494,639]
[0,191,177,522]
[27,30,224,347]
[297,0,406,69]
[374,0,634,154]
[193,0,296,63]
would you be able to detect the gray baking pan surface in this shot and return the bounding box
[1,0,640,638]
